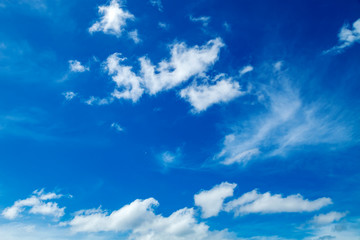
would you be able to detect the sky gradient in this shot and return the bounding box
[0,0,360,239]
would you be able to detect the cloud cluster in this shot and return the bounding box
[66,198,233,240]
[87,38,242,112]
[2,189,65,220]
[89,0,134,37]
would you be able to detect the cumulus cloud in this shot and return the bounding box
[67,198,233,240]
[96,38,225,106]
[68,60,89,72]
[311,211,347,225]
[105,53,144,102]
[194,182,237,218]
[62,91,77,101]
[149,0,163,11]
[217,66,354,165]
[2,189,65,220]
[225,189,332,216]
[324,18,360,54]
[180,76,243,112]
[89,0,134,37]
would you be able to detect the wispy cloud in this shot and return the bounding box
[149,0,163,12]
[190,15,211,27]
[216,64,356,165]
[128,29,141,44]
[89,0,134,37]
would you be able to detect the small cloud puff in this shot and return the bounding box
[89,0,134,37]
[68,60,89,73]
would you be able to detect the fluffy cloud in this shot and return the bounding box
[2,189,64,220]
[311,211,347,225]
[68,60,89,72]
[180,76,243,112]
[99,38,225,105]
[140,38,224,94]
[89,0,134,37]
[67,198,234,240]
[324,18,360,54]
[217,65,354,165]
[225,190,332,216]
[105,53,144,102]
[194,182,237,218]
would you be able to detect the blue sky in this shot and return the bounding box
[0,0,360,239]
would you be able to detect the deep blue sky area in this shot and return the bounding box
[0,0,359,239]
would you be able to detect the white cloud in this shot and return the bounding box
[85,96,114,106]
[158,22,169,30]
[111,122,124,132]
[225,189,332,216]
[2,189,65,220]
[62,91,77,101]
[91,38,225,106]
[67,198,234,240]
[149,0,163,11]
[305,221,360,240]
[128,29,141,44]
[180,76,243,112]
[324,18,360,54]
[194,182,237,218]
[68,60,89,72]
[105,53,144,102]
[217,70,354,165]
[140,38,224,94]
[159,149,181,167]
[190,16,211,27]
[239,65,254,76]
[220,147,260,165]
[312,211,347,225]
[89,0,134,37]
